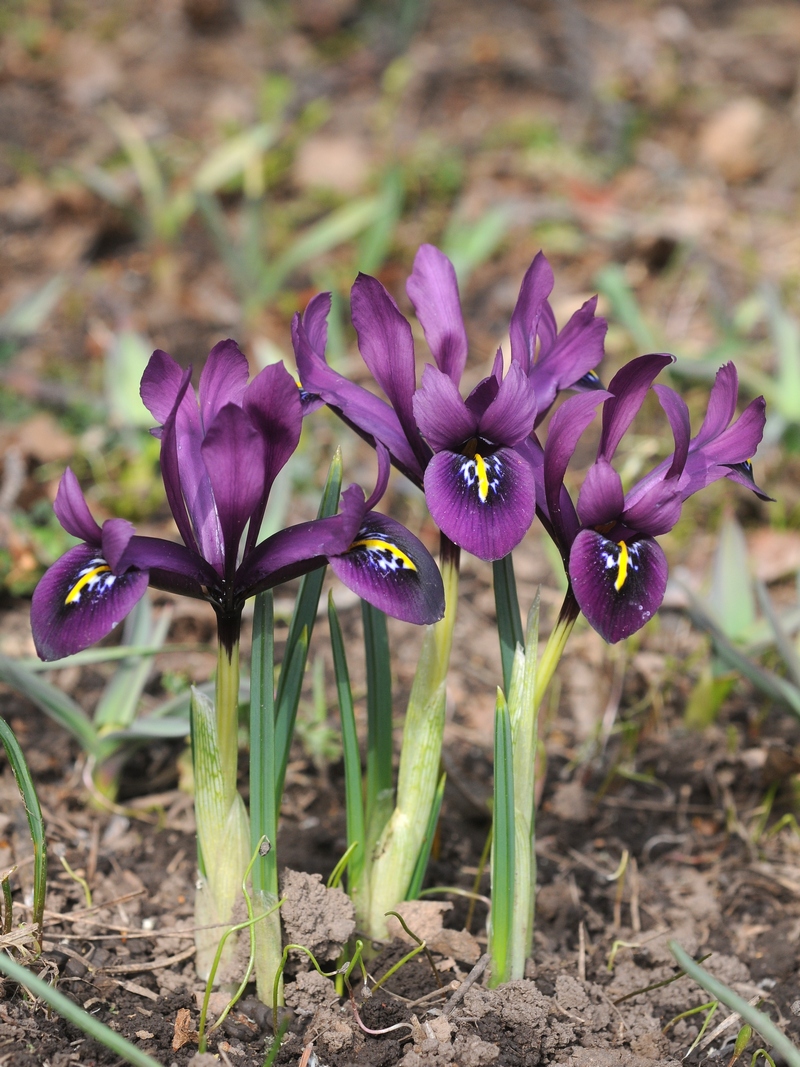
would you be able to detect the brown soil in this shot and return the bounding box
[3,593,800,1066]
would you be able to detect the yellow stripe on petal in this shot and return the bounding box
[474,453,490,503]
[65,563,111,604]
[350,538,417,572]
[614,541,629,591]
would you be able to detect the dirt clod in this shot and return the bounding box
[280,869,356,962]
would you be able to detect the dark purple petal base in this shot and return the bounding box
[31,544,150,661]
[424,446,536,561]
[331,513,444,624]
[569,530,667,643]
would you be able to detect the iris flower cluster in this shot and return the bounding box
[31,339,444,663]
[534,354,768,642]
[295,244,606,561]
[31,245,769,667]
[28,243,770,985]
[294,244,768,644]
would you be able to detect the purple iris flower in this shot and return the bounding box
[31,340,444,661]
[294,245,606,561]
[507,249,608,422]
[538,354,768,643]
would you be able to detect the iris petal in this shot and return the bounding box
[201,403,266,578]
[243,361,303,553]
[509,251,554,376]
[600,354,674,461]
[569,530,667,643]
[198,339,249,432]
[293,307,425,486]
[31,544,149,661]
[54,469,102,544]
[234,485,366,600]
[331,512,445,624]
[532,295,607,420]
[406,244,468,384]
[424,446,536,560]
[351,273,423,466]
[140,349,185,426]
[413,365,476,453]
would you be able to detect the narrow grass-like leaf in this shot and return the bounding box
[191,687,251,982]
[273,627,309,801]
[362,599,393,848]
[669,941,800,1067]
[594,264,660,355]
[103,104,166,235]
[18,643,202,671]
[764,285,800,422]
[196,191,248,297]
[327,842,359,890]
[707,517,756,643]
[193,123,278,194]
[684,594,800,718]
[406,771,445,902]
[0,716,46,946]
[104,717,192,740]
[443,206,511,285]
[104,330,156,430]
[261,198,383,300]
[328,595,366,899]
[0,655,99,755]
[506,594,540,979]
[274,451,342,799]
[357,167,404,275]
[489,690,515,988]
[756,579,800,689]
[250,592,277,899]
[0,275,65,358]
[493,554,524,695]
[94,597,171,730]
[0,952,163,1067]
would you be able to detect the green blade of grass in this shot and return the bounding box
[764,285,800,422]
[192,123,278,195]
[274,451,343,801]
[707,517,756,643]
[328,595,366,900]
[492,554,524,696]
[102,717,193,740]
[594,264,660,354]
[442,206,511,286]
[362,599,393,849]
[357,166,404,275]
[406,771,446,901]
[756,579,800,690]
[249,591,285,1004]
[250,591,277,898]
[669,941,800,1067]
[260,197,383,300]
[17,643,204,671]
[0,655,99,756]
[0,715,46,945]
[684,593,800,719]
[489,689,515,988]
[103,104,166,234]
[94,597,171,730]
[0,952,164,1067]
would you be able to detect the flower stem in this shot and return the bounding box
[366,535,460,937]
[216,638,240,802]
[533,586,580,712]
